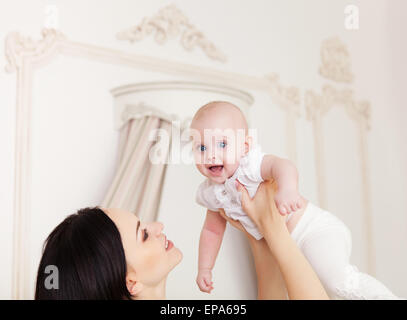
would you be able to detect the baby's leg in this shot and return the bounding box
[300,225,399,299]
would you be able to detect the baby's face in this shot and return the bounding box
[190,114,248,184]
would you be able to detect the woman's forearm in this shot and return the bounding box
[248,237,287,300]
[235,180,329,300]
[262,226,329,300]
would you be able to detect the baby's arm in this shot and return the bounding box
[260,155,303,215]
[196,209,227,293]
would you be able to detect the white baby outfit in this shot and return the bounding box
[195,145,401,299]
[196,145,275,240]
[291,202,400,299]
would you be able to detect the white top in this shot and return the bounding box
[196,145,266,240]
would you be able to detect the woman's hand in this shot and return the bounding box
[236,179,287,237]
[218,209,253,240]
[219,180,288,241]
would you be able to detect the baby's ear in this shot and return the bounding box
[244,136,253,154]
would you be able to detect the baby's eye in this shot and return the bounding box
[197,145,206,152]
[143,229,149,241]
[218,141,227,148]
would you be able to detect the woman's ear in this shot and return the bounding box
[126,273,143,296]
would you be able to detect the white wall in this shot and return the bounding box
[0,0,406,299]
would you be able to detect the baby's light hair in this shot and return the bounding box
[191,101,248,133]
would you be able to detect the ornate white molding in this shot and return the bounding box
[120,102,180,129]
[319,37,354,83]
[5,28,65,73]
[306,85,370,129]
[305,84,374,275]
[111,81,254,130]
[117,4,227,63]
[265,73,300,114]
[265,73,301,164]
[110,81,254,105]
[5,28,67,300]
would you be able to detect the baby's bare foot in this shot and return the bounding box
[274,189,303,215]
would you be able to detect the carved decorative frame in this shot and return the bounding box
[117,4,227,63]
[5,27,299,299]
[319,36,354,83]
[306,37,374,275]
[305,84,374,275]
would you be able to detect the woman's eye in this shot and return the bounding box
[143,229,149,241]
[218,141,227,148]
[198,145,206,152]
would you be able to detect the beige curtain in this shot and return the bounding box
[101,115,171,222]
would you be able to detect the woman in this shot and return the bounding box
[35,206,182,299]
[35,181,328,300]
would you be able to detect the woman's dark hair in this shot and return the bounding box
[35,206,132,300]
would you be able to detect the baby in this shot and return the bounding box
[191,101,303,293]
[191,101,398,299]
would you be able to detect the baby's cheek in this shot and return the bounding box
[195,164,207,176]
[223,149,238,166]
[193,152,204,165]
[224,162,240,178]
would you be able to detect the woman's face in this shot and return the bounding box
[104,208,182,288]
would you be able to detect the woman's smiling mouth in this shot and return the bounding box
[165,239,174,251]
[163,234,174,251]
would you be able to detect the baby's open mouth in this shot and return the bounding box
[208,165,224,176]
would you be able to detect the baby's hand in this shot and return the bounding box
[274,188,303,215]
[196,269,214,293]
